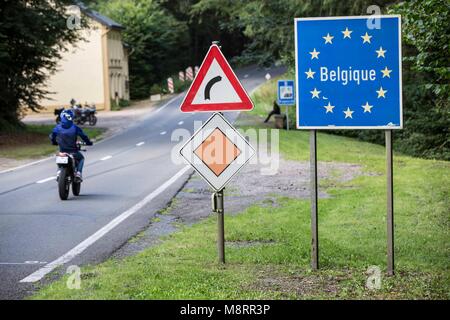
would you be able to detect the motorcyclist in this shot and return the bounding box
[50,110,93,182]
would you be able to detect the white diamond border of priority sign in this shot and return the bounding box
[294,15,403,129]
[179,113,256,191]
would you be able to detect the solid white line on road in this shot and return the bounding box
[100,155,112,161]
[0,261,47,265]
[178,121,184,125]
[1,95,183,176]
[160,131,167,135]
[154,94,181,114]
[0,157,54,175]
[36,176,55,184]
[20,165,191,283]
[136,142,145,147]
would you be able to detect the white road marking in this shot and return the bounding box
[160,131,167,135]
[20,165,191,283]
[178,121,184,125]
[0,95,183,176]
[136,142,145,146]
[154,94,181,114]
[36,176,56,184]
[0,156,54,175]
[100,155,112,161]
[0,261,47,265]
[244,74,249,78]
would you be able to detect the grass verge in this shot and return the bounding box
[0,124,105,159]
[31,76,449,300]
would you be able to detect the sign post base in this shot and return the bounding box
[212,189,225,264]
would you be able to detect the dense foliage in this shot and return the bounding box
[189,0,449,160]
[0,0,86,131]
[93,0,190,99]
[1,0,448,159]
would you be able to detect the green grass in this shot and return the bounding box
[0,124,105,159]
[31,77,449,300]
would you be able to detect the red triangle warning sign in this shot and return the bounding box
[180,44,254,112]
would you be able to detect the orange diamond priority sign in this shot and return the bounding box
[179,113,255,191]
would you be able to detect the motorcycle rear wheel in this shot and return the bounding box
[58,168,70,200]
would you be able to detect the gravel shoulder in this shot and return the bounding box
[113,153,363,259]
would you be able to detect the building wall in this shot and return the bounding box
[40,21,106,112]
[107,30,130,102]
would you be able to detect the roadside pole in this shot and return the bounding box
[386,130,394,275]
[213,189,225,263]
[310,130,319,270]
[286,106,289,131]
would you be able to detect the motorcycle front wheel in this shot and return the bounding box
[72,181,81,196]
[89,115,97,126]
[58,167,70,200]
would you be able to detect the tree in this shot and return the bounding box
[95,0,190,99]
[389,0,449,159]
[0,0,87,131]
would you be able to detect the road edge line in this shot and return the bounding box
[20,165,191,283]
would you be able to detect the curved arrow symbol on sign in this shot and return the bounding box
[204,76,222,100]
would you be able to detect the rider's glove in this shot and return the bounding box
[86,141,93,146]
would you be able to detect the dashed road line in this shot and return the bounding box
[136,142,145,146]
[100,155,112,161]
[36,177,55,184]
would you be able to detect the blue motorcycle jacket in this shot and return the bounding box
[50,115,92,153]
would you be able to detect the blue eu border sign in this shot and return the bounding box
[295,15,402,129]
[277,80,295,106]
[295,16,402,276]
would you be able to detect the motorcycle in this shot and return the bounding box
[74,103,98,126]
[55,142,86,200]
[54,103,98,126]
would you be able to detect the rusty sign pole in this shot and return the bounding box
[386,130,394,275]
[310,130,319,270]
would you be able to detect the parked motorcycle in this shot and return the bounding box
[55,142,86,200]
[74,103,98,126]
[54,103,97,126]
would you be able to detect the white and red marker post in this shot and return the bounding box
[178,71,185,82]
[185,66,194,81]
[167,77,174,94]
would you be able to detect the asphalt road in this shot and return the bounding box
[0,65,285,299]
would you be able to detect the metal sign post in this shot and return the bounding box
[212,189,225,263]
[386,130,394,275]
[286,106,290,131]
[310,130,319,270]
